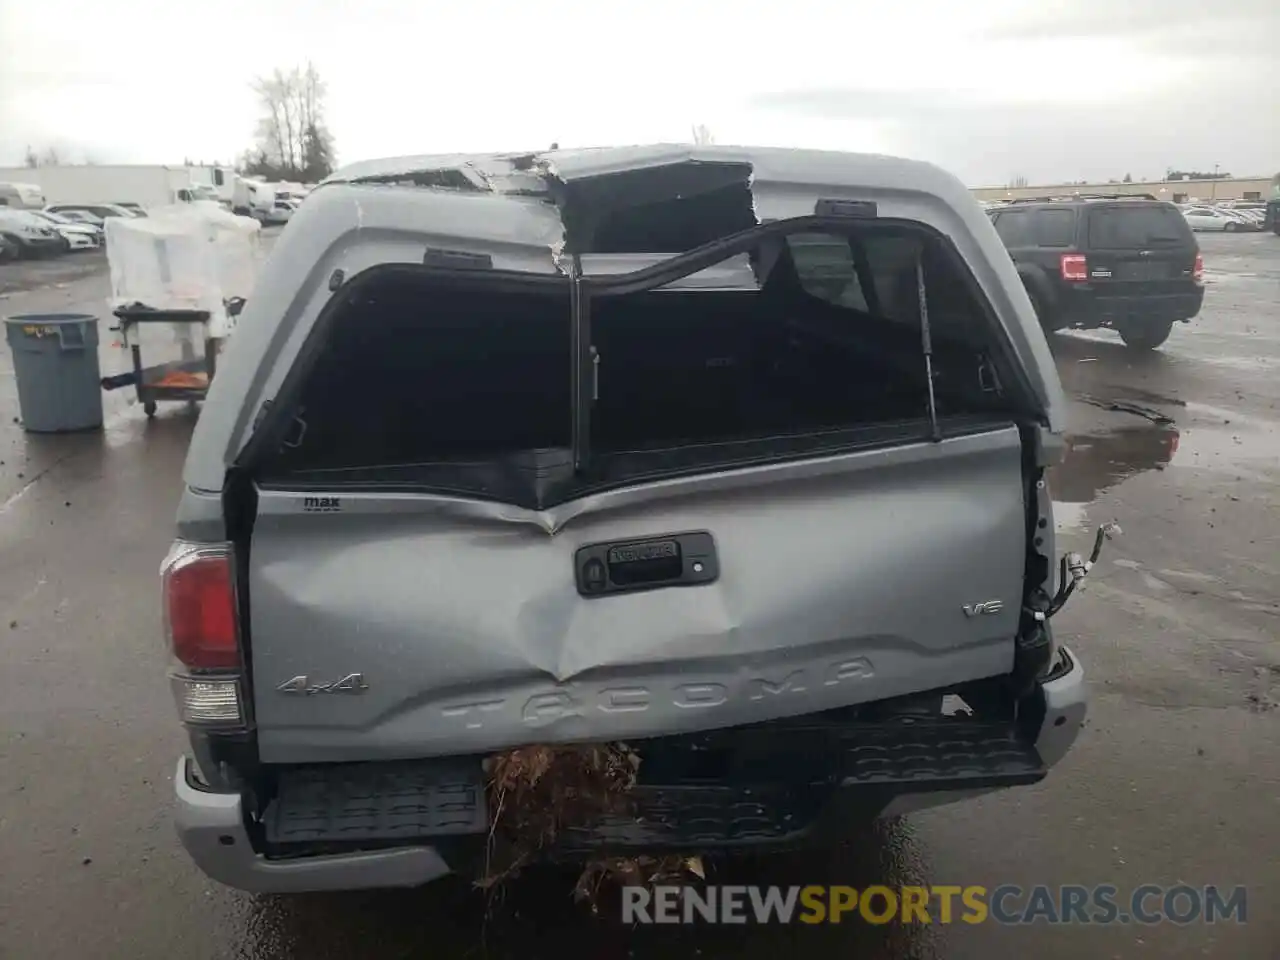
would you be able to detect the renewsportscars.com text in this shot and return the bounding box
[621,884,1247,926]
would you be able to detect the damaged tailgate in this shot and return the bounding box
[249,427,1027,763]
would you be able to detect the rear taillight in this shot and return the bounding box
[1193,253,1204,285]
[161,541,246,727]
[1060,253,1088,281]
[163,541,238,668]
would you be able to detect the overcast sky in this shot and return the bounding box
[1,0,1276,186]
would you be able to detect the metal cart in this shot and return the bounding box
[111,307,218,418]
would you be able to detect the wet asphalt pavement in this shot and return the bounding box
[0,234,1277,959]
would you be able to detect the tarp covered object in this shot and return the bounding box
[105,201,261,338]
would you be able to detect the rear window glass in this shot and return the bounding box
[787,233,869,311]
[992,210,1033,246]
[786,232,967,327]
[1087,205,1188,247]
[1036,210,1076,246]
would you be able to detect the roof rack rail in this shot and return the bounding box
[1006,193,1160,204]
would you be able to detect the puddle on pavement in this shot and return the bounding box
[1049,424,1180,526]
[1050,399,1280,527]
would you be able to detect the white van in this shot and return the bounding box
[0,182,48,210]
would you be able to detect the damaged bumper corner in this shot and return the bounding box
[1031,643,1087,769]
[172,757,453,893]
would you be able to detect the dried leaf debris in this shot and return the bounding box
[478,741,705,911]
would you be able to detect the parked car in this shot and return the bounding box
[114,202,148,217]
[51,209,106,228]
[0,208,68,258]
[167,145,1091,894]
[0,181,47,209]
[45,202,138,221]
[988,193,1203,349]
[1223,205,1265,225]
[265,198,297,224]
[29,210,103,251]
[1181,206,1255,232]
[1213,206,1262,227]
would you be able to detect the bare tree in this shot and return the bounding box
[691,124,715,146]
[23,145,63,167]
[22,144,98,166]
[251,69,294,169]
[1009,174,1029,189]
[247,62,336,182]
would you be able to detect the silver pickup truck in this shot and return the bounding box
[164,145,1091,894]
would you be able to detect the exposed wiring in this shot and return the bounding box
[1046,521,1122,618]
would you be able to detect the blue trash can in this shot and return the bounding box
[4,314,104,433]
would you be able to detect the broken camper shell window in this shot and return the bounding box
[253,218,1019,508]
[555,161,757,254]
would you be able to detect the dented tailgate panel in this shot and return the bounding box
[248,426,1026,764]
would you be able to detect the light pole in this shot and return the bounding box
[1211,163,1219,200]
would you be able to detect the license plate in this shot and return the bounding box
[1116,261,1172,281]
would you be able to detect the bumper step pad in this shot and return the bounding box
[261,721,1044,850]
[838,723,1045,789]
[264,761,485,846]
[558,783,819,853]
[559,721,1045,852]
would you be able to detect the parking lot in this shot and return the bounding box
[0,231,1277,959]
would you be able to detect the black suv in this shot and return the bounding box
[987,194,1203,350]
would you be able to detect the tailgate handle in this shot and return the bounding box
[575,532,718,598]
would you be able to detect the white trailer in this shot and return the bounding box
[231,178,277,220]
[185,165,239,204]
[0,165,202,210]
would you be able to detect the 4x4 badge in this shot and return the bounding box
[276,673,369,695]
